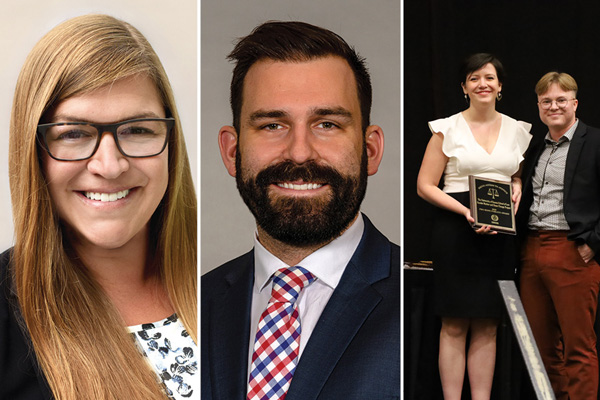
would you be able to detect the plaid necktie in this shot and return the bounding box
[247,266,316,400]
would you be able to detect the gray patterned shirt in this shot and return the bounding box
[528,120,578,230]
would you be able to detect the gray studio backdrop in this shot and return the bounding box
[0,0,197,253]
[201,0,401,272]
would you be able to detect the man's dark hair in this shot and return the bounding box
[227,21,372,134]
[460,53,506,84]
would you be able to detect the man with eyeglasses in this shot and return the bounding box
[517,71,600,400]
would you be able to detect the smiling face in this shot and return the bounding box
[537,82,578,138]
[462,63,502,104]
[219,56,383,247]
[42,75,169,252]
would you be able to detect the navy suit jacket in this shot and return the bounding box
[517,120,600,256]
[201,214,400,399]
[0,249,53,399]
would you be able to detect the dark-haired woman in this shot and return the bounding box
[417,53,531,400]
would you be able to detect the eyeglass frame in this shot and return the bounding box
[37,117,175,161]
[537,98,576,110]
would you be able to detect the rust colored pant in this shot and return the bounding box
[521,231,600,400]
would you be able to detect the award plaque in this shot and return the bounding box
[468,175,516,235]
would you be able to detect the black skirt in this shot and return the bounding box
[432,192,517,319]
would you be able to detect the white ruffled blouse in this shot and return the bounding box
[428,112,532,193]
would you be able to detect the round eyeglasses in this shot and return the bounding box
[37,117,174,161]
[538,98,576,110]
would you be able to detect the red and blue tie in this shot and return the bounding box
[247,266,316,400]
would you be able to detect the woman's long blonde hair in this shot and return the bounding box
[9,14,196,399]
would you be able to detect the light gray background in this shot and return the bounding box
[201,0,401,272]
[0,0,197,252]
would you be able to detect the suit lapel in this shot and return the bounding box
[522,134,546,197]
[207,253,254,400]
[285,216,391,400]
[564,122,587,202]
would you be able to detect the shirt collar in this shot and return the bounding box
[545,119,578,144]
[253,213,365,293]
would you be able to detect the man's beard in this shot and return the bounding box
[235,146,368,247]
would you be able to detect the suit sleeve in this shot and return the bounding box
[565,127,600,256]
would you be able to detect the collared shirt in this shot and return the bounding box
[246,214,365,379]
[528,120,578,230]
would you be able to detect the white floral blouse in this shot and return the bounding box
[129,314,198,400]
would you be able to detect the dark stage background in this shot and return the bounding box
[404,0,600,261]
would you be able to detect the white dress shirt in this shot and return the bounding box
[247,213,365,378]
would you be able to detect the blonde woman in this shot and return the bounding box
[1,15,196,400]
[417,54,531,399]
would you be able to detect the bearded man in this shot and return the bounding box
[201,21,400,400]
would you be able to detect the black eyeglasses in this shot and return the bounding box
[37,117,174,161]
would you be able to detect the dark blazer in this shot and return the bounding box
[201,214,400,400]
[0,249,52,399]
[518,120,600,256]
